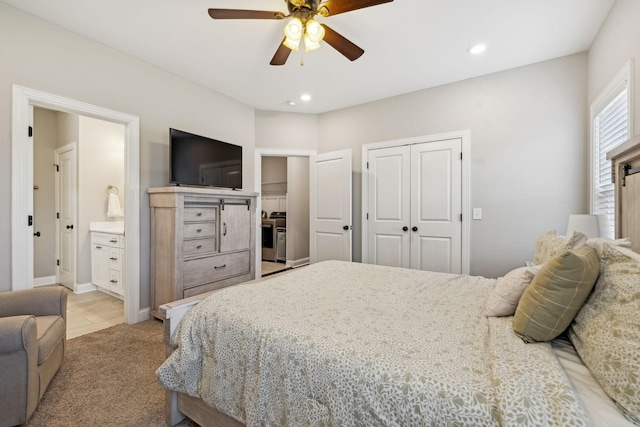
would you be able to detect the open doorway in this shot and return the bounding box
[11,85,141,325]
[254,149,315,278]
[33,108,126,337]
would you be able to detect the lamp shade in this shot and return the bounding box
[284,18,303,51]
[566,214,611,239]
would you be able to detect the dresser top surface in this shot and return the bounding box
[148,186,258,198]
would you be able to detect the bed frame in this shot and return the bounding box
[160,136,640,427]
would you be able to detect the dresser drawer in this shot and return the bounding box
[184,207,218,222]
[182,238,217,258]
[183,251,251,289]
[183,222,216,239]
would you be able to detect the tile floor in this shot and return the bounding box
[261,261,290,277]
[65,288,124,339]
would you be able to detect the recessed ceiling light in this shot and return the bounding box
[287,100,296,106]
[468,44,487,55]
[300,94,311,102]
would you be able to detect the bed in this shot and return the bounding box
[156,137,640,427]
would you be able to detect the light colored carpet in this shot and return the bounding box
[26,320,198,427]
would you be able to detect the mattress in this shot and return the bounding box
[157,260,605,426]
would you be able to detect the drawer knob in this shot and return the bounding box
[196,245,202,249]
[96,245,102,249]
[110,280,118,283]
[110,257,118,261]
[110,239,117,243]
[214,264,227,270]
[197,212,202,216]
[197,229,202,233]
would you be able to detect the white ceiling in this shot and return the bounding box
[3,0,615,114]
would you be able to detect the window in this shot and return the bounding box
[591,62,633,237]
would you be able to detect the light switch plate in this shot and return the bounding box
[473,208,482,220]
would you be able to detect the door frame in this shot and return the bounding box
[361,130,471,274]
[54,143,78,289]
[11,85,142,324]
[254,148,316,278]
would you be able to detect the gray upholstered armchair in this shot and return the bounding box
[0,287,67,426]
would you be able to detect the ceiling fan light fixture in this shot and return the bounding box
[305,19,325,43]
[283,17,303,51]
[285,17,303,39]
[304,34,322,52]
[284,36,301,51]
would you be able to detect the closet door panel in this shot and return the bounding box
[410,139,462,273]
[366,146,410,268]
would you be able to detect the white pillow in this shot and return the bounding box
[484,266,540,317]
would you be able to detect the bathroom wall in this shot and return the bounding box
[77,115,125,285]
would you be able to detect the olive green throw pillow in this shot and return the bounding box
[513,246,599,343]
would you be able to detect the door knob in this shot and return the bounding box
[343,225,349,230]
[66,225,74,230]
[412,226,418,232]
[402,226,408,231]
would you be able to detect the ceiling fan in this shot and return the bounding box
[208,0,393,66]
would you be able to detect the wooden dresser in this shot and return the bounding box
[148,186,257,318]
[608,134,640,253]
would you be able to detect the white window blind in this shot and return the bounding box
[593,86,628,236]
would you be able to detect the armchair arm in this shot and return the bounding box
[0,287,67,321]
[0,315,37,354]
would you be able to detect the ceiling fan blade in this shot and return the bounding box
[322,25,364,61]
[318,0,393,16]
[270,39,292,66]
[208,8,283,20]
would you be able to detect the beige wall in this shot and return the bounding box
[0,4,255,306]
[318,54,589,278]
[261,156,287,195]
[77,116,126,285]
[33,108,58,279]
[588,0,640,134]
[255,110,317,150]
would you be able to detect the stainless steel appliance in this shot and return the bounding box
[261,212,286,262]
[276,227,286,262]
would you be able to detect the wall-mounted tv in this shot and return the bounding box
[170,128,242,189]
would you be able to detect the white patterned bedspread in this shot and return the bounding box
[157,261,591,426]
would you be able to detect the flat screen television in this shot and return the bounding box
[169,128,242,189]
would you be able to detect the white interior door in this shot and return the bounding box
[410,139,462,273]
[310,149,352,263]
[56,144,77,289]
[367,145,411,268]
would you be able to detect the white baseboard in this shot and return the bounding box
[75,282,98,294]
[33,275,56,287]
[286,257,310,268]
[138,308,151,322]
